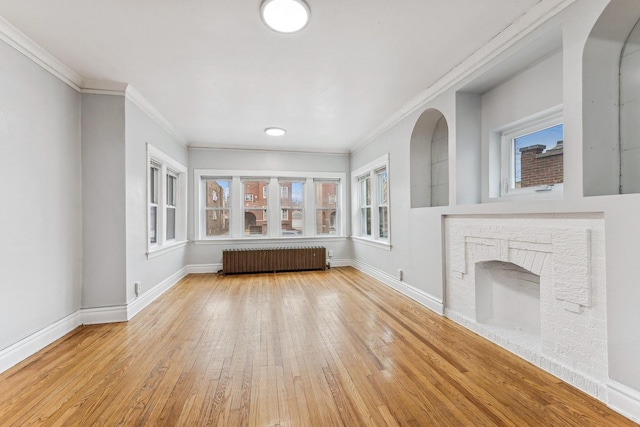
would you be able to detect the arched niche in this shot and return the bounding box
[620,18,640,193]
[583,0,640,196]
[410,108,449,208]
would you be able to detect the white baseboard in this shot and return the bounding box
[187,263,221,274]
[0,312,82,375]
[329,258,351,268]
[126,266,189,320]
[608,380,640,423]
[81,306,128,324]
[349,259,444,315]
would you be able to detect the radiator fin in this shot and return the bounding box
[222,247,327,275]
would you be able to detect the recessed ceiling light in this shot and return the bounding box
[265,127,286,136]
[261,0,310,33]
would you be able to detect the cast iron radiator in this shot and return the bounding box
[222,247,327,274]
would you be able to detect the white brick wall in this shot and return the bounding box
[444,214,608,399]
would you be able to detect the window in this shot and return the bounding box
[149,163,159,244]
[498,107,563,198]
[376,168,388,239]
[244,179,269,236]
[280,180,304,235]
[351,154,390,246]
[359,176,372,237]
[195,170,345,240]
[203,178,230,237]
[147,144,187,257]
[315,180,339,235]
[166,172,177,240]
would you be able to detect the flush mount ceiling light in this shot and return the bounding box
[265,127,286,136]
[260,0,310,33]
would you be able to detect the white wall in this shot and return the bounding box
[81,94,127,308]
[187,148,352,267]
[351,0,640,414]
[481,50,563,200]
[620,18,640,194]
[0,40,82,350]
[351,91,455,307]
[125,99,188,302]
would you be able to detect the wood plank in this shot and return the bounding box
[0,268,636,426]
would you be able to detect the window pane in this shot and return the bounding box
[360,177,371,206]
[206,209,230,237]
[244,180,269,236]
[150,206,157,244]
[513,123,563,188]
[166,207,176,240]
[205,179,231,208]
[167,175,176,206]
[361,207,371,236]
[150,167,159,204]
[315,209,337,235]
[377,170,388,205]
[315,181,338,235]
[379,206,388,239]
[281,181,304,235]
[244,209,267,236]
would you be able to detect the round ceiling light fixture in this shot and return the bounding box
[265,127,286,136]
[260,0,310,33]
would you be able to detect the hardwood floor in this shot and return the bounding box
[0,267,635,426]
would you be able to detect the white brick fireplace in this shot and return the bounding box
[444,214,608,399]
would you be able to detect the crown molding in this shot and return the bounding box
[188,144,350,156]
[0,18,188,147]
[352,0,577,154]
[0,15,83,91]
[80,79,129,96]
[124,86,188,147]
[80,82,188,146]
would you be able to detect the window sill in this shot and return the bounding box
[193,236,347,245]
[489,187,563,203]
[146,240,188,259]
[351,236,392,251]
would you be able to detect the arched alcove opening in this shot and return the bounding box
[410,108,449,208]
[583,0,640,196]
[620,18,640,194]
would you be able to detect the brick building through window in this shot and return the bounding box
[518,140,563,188]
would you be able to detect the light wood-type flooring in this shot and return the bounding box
[0,267,636,426]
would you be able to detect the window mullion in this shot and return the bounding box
[268,177,278,238]
[231,177,243,238]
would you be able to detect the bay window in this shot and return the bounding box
[195,170,345,241]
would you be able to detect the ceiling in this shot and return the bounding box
[0,0,542,153]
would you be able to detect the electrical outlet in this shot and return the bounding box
[328,250,334,258]
[134,282,141,297]
[397,269,403,281]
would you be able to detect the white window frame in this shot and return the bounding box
[147,144,187,258]
[202,177,232,238]
[243,178,270,237]
[314,179,340,236]
[279,179,305,236]
[194,169,346,242]
[149,163,160,245]
[166,171,177,241]
[351,154,391,250]
[494,106,564,201]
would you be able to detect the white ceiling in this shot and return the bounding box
[0,0,542,153]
